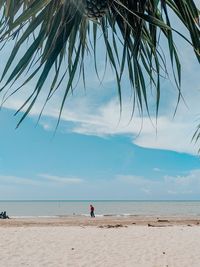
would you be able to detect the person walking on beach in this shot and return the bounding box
[90,205,95,218]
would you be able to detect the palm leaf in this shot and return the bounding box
[0,0,199,135]
[192,124,200,153]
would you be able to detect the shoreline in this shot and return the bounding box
[1,215,200,227]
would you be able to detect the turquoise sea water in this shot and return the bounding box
[1,201,200,218]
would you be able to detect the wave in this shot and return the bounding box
[12,216,60,219]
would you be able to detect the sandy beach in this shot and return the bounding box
[1,216,200,266]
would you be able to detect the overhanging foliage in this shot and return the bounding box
[0,0,199,134]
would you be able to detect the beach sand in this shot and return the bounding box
[0,216,200,267]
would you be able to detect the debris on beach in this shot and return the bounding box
[148,223,167,227]
[98,224,127,229]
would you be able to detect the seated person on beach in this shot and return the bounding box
[0,211,9,219]
[90,205,95,218]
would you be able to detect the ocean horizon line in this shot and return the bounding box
[1,199,200,202]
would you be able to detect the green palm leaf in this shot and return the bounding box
[0,0,199,139]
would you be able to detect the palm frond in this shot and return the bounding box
[192,124,200,153]
[0,0,199,131]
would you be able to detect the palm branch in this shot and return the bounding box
[0,0,199,134]
[192,122,200,153]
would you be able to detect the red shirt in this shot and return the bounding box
[90,206,94,212]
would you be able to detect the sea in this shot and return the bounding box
[1,200,200,218]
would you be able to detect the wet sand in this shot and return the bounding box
[1,215,200,227]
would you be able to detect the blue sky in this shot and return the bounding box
[0,4,200,200]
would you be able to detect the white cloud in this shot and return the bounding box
[3,89,199,154]
[153,168,161,172]
[116,169,200,198]
[0,173,83,187]
[117,175,154,186]
[0,173,83,199]
[167,190,178,195]
[164,169,200,188]
[38,173,83,184]
[40,122,53,131]
[141,188,151,194]
[0,175,41,186]
[1,170,200,200]
[61,98,198,155]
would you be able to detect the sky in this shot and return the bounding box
[0,3,200,200]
